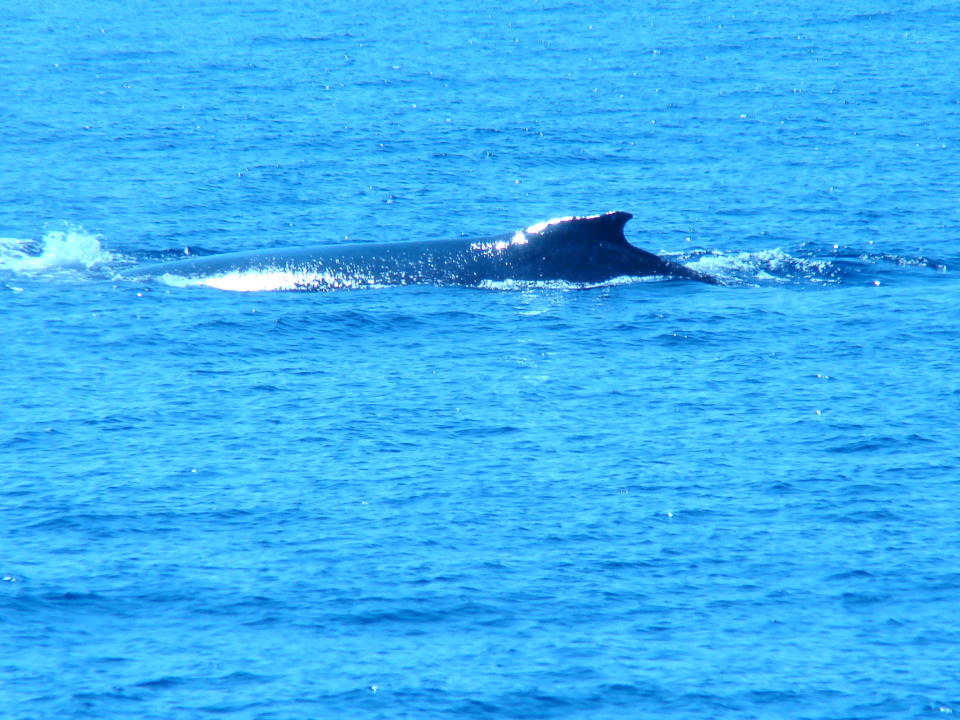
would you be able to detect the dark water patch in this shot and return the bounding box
[269,305,440,336]
[330,598,509,629]
[452,424,523,438]
[830,436,917,454]
[135,675,191,690]
[250,33,352,47]
[833,509,905,523]
[826,569,875,582]
[26,512,153,535]
[37,591,119,611]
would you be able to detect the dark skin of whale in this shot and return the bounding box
[135,211,719,289]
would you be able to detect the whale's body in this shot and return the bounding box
[135,211,718,290]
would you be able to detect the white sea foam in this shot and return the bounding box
[681,248,839,284]
[0,228,113,275]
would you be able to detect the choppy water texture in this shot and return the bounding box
[3,1,960,718]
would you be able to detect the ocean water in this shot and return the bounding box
[3,1,960,718]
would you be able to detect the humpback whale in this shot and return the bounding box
[135,211,718,290]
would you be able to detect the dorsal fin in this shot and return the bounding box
[525,211,634,247]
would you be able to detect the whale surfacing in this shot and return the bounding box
[134,211,719,291]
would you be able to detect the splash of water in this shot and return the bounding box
[0,228,113,274]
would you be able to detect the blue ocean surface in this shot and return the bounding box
[3,0,960,718]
